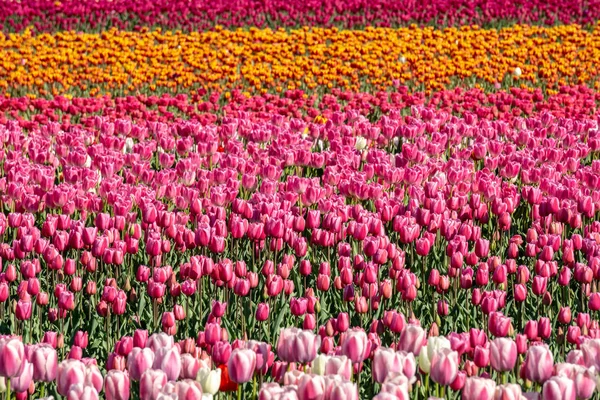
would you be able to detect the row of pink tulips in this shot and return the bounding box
[0,105,598,397]
[0,0,593,33]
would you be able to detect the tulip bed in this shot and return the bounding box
[3,3,600,400]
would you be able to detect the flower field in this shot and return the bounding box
[3,2,600,400]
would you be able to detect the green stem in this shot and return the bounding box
[6,378,10,400]
[238,384,242,400]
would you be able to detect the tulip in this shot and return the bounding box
[398,325,426,356]
[418,336,451,374]
[277,328,320,364]
[489,338,517,372]
[67,384,100,400]
[256,303,269,321]
[340,328,369,364]
[105,370,130,400]
[494,384,522,400]
[31,344,58,382]
[10,359,32,393]
[430,348,459,386]
[139,369,167,400]
[227,349,256,383]
[523,345,553,383]
[0,337,25,378]
[541,376,576,400]
[153,347,181,381]
[297,374,325,399]
[462,377,496,400]
[197,368,221,395]
[57,359,86,396]
[126,348,154,381]
[180,353,201,379]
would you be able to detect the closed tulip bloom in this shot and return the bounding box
[256,303,269,321]
[105,370,130,400]
[277,328,320,364]
[31,344,58,382]
[474,345,490,368]
[153,347,181,381]
[524,345,554,383]
[197,367,221,395]
[133,330,148,349]
[0,338,25,378]
[297,374,325,400]
[329,379,358,400]
[67,384,100,400]
[418,336,451,374]
[73,332,89,349]
[324,355,353,381]
[494,384,522,400]
[179,353,200,380]
[398,325,426,356]
[489,338,517,372]
[170,379,203,399]
[341,328,370,364]
[542,376,576,400]
[146,333,174,353]
[57,359,86,396]
[84,364,104,393]
[462,377,496,400]
[140,369,168,400]
[430,348,459,386]
[126,348,154,381]
[227,349,256,383]
[373,347,412,383]
[10,359,33,393]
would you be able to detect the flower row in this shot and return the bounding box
[2,85,599,131]
[0,0,596,34]
[3,25,600,96]
[0,104,598,397]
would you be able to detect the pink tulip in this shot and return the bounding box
[523,345,554,383]
[324,355,353,381]
[462,377,496,400]
[171,379,203,399]
[139,369,168,400]
[57,359,86,396]
[67,384,100,400]
[126,348,154,381]
[277,328,320,364]
[542,376,576,400]
[398,325,426,355]
[153,347,181,381]
[10,359,33,393]
[0,337,25,378]
[430,348,459,386]
[494,384,522,400]
[489,338,517,372]
[105,370,130,400]
[179,353,200,379]
[297,374,325,399]
[31,344,58,382]
[228,348,256,383]
[340,328,370,364]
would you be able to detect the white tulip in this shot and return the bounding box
[513,67,522,77]
[355,137,367,151]
[197,368,221,395]
[311,354,330,375]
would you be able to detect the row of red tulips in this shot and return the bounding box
[2,85,598,131]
